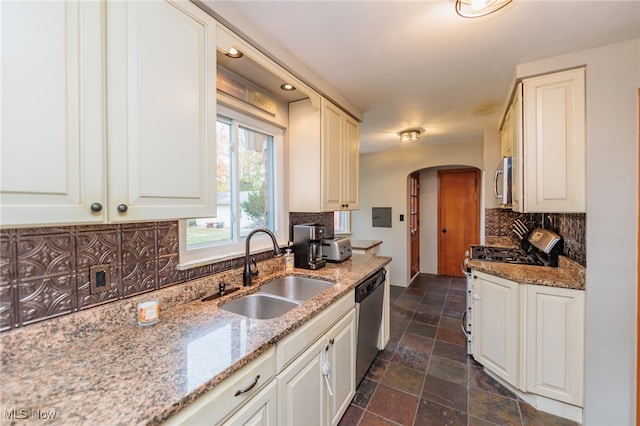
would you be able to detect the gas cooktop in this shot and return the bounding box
[469,245,548,266]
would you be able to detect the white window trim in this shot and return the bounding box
[178,105,287,269]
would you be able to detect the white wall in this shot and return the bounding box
[351,140,484,287]
[516,38,639,425]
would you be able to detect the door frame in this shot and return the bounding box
[409,172,420,282]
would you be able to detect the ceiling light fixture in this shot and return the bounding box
[225,47,243,58]
[399,129,421,143]
[280,83,296,91]
[455,0,512,18]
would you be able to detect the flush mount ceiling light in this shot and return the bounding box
[399,129,421,143]
[455,0,512,18]
[280,83,296,91]
[225,47,243,58]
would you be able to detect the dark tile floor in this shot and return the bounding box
[339,273,579,426]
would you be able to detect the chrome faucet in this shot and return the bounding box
[243,228,281,286]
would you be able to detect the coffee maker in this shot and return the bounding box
[292,223,326,270]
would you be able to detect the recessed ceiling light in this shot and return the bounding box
[225,47,243,58]
[280,83,296,91]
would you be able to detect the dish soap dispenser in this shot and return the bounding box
[285,248,294,272]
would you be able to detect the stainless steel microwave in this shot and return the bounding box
[494,156,512,207]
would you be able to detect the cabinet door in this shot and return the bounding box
[342,115,360,210]
[106,0,217,222]
[472,272,520,388]
[526,285,584,406]
[222,381,277,426]
[327,309,356,425]
[500,102,513,158]
[0,1,105,226]
[321,100,343,211]
[277,338,326,426]
[510,84,524,212]
[522,68,585,212]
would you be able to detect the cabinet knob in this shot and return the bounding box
[90,203,103,213]
[117,204,128,213]
[441,228,447,233]
[473,294,480,300]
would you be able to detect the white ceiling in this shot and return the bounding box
[215,0,640,153]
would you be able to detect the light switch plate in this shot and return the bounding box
[90,264,110,294]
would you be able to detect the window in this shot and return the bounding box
[334,211,351,235]
[179,105,286,267]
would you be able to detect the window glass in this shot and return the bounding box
[334,210,351,234]
[179,106,285,266]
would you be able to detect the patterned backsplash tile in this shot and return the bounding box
[485,208,586,266]
[0,221,288,332]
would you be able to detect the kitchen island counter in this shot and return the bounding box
[1,255,391,425]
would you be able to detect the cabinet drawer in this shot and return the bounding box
[165,347,276,425]
[276,291,354,372]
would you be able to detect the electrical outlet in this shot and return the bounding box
[90,264,110,295]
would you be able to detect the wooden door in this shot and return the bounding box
[409,172,420,279]
[438,169,480,277]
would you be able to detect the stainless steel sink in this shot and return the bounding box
[220,293,300,320]
[259,276,333,302]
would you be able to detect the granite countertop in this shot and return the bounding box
[350,239,382,250]
[468,255,585,290]
[0,255,391,425]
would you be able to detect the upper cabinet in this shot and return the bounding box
[1,1,106,226]
[0,0,218,228]
[289,98,360,212]
[504,68,586,213]
[106,0,217,223]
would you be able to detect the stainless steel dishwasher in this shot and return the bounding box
[355,268,386,386]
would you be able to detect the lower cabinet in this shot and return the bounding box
[277,309,357,426]
[471,270,585,410]
[525,285,585,406]
[472,272,520,388]
[222,381,277,426]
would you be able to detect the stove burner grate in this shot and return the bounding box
[470,245,547,266]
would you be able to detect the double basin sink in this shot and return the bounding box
[220,276,333,320]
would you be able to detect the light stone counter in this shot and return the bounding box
[0,255,391,425]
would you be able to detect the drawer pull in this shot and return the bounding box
[234,375,260,397]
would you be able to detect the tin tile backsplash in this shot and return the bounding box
[484,208,586,266]
[0,221,275,331]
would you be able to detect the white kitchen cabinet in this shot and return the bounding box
[507,68,586,213]
[289,98,360,212]
[277,308,356,426]
[106,0,217,222]
[0,0,218,228]
[472,271,521,388]
[0,1,106,226]
[525,285,585,406]
[222,381,277,426]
